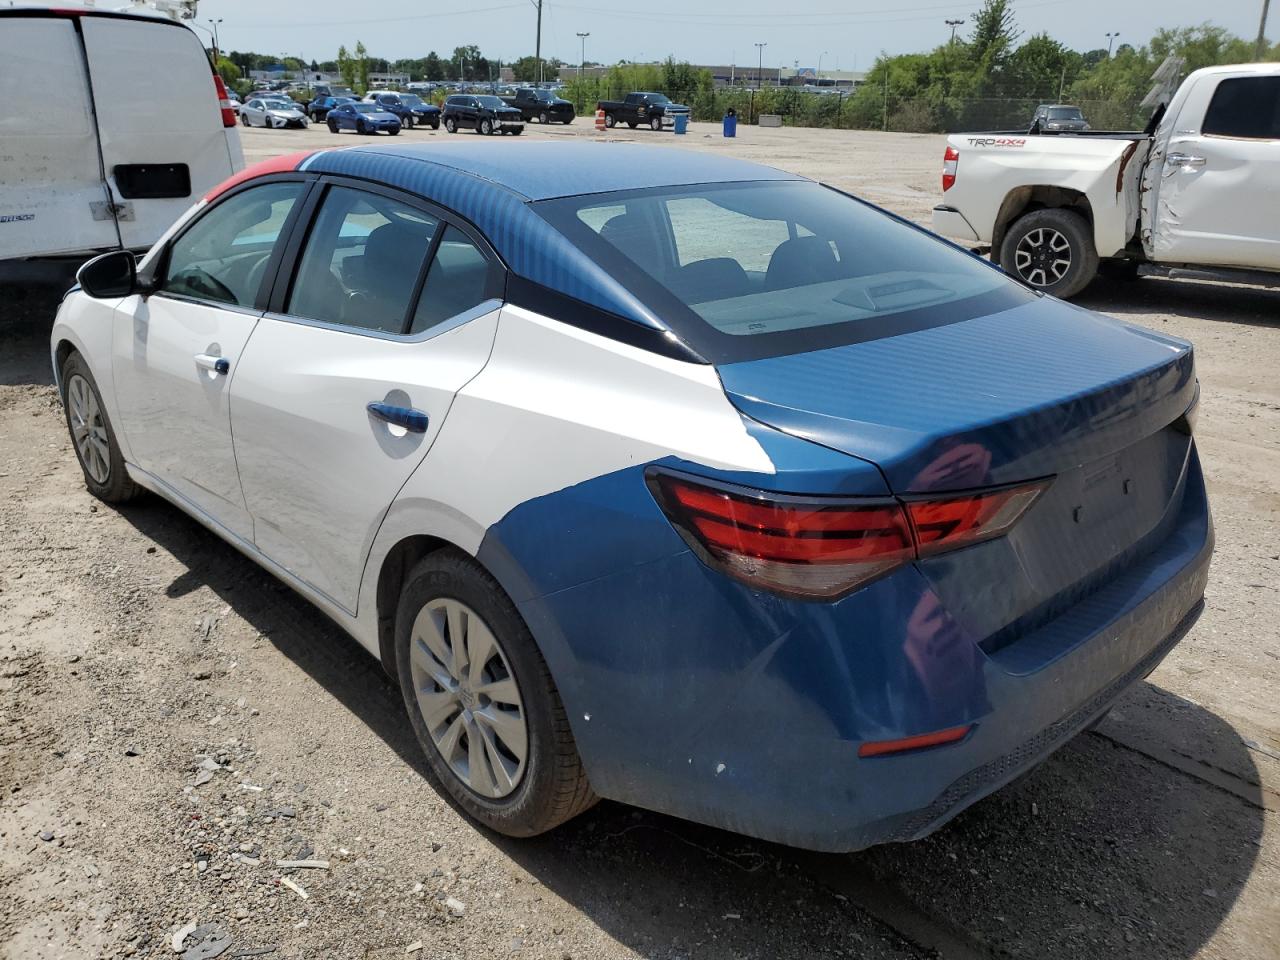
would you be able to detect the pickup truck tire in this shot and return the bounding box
[604,113,616,128]
[999,208,1098,300]
[650,116,662,131]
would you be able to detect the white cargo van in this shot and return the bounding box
[0,7,244,283]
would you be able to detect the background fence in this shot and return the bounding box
[560,80,1148,133]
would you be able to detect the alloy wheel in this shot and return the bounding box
[408,598,528,799]
[67,374,109,484]
[1014,227,1072,287]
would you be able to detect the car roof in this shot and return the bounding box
[306,142,802,202]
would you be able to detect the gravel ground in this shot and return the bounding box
[1,122,1277,960]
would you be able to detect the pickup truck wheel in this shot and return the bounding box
[604,113,616,128]
[650,116,662,131]
[999,208,1098,299]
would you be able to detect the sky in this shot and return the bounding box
[191,0,1268,72]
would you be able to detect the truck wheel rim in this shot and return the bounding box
[67,375,109,484]
[1014,227,1072,286]
[410,598,528,799]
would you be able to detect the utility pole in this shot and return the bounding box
[532,0,543,85]
[576,31,588,108]
[817,50,827,83]
[945,18,964,43]
[1258,0,1273,59]
[207,17,222,61]
[754,41,766,90]
[1106,32,1119,57]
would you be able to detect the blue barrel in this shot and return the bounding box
[723,110,737,137]
[674,112,689,135]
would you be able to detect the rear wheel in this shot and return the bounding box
[60,352,140,504]
[430,120,440,130]
[998,207,1098,299]
[604,113,616,128]
[395,550,596,836]
[511,127,523,136]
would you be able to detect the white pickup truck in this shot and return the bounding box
[932,62,1280,298]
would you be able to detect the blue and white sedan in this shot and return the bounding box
[54,143,1211,851]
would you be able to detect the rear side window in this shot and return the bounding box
[287,186,439,334]
[161,181,304,306]
[409,227,498,334]
[1202,77,1280,139]
[536,180,1031,363]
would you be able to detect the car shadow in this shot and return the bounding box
[114,499,1266,959]
[0,286,62,387]
[1077,274,1280,331]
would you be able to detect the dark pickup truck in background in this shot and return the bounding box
[502,87,575,124]
[597,92,689,130]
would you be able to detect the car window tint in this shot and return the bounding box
[1203,76,1280,139]
[161,181,304,307]
[409,227,495,334]
[666,196,790,273]
[287,186,438,334]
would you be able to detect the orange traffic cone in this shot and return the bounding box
[595,108,606,132]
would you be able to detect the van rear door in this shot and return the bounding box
[79,15,240,250]
[0,15,120,260]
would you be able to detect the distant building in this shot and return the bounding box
[555,63,865,89]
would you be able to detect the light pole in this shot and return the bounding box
[754,41,766,89]
[206,18,223,61]
[531,0,543,84]
[576,31,589,110]
[1106,32,1119,57]
[1257,0,1272,59]
[945,18,964,43]
[817,50,827,83]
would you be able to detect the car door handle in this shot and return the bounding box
[367,402,429,433]
[194,354,230,375]
[1167,152,1206,167]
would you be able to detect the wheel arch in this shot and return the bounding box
[991,185,1094,262]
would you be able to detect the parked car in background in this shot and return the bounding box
[240,97,309,129]
[312,83,359,101]
[502,87,575,124]
[597,92,689,130]
[0,7,244,285]
[57,141,1209,854]
[364,91,427,128]
[935,62,1280,298]
[327,101,402,135]
[396,93,443,129]
[442,95,524,135]
[1031,104,1090,131]
[226,90,242,114]
[308,95,354,122]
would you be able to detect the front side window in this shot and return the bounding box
[161,181,304,307]
[1203,76,1280,140]
[536,180,1030,363]
[287,186,439,334]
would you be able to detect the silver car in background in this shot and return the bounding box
[240,97,309,129]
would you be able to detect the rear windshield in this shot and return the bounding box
[1047,107,1083,119]
[534,180,1031,363]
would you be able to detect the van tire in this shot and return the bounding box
[998,208,1098,299]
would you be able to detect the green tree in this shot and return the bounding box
[424,52,444,80]
[354,41,369,92]
[511,55,540,82]
[215,56,240,87]
[337,45,355,88]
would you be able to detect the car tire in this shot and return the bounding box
[357,120,368,135]
[241,113,249,126]
[60,352,141,504]
[627,121,637,129]
[445,117,458,133]
[604,113,616,128]
[328,119,338,134]
[539,110,550,125]
[650,116,662,131]
[511,128,523,136]
[389,126,400,136]
[998,207,1099,299]
[479,118,493,135]
[431,121,440,130]
[394,549,596,837]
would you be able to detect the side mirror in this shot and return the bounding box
[76,250,137,299]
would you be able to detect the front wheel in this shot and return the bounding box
[241,113,249,126]
[510,127,523,136]
[328,119,338,134]
[389,126,400,135]
[650,116,662,131]
[479,118,493,135]
[445,116,458,133]
[998,207,1098,300]
[539,110,550,125]
[60,352,140,504]
[395,550,596,836]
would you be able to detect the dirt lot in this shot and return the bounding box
[2,121,1278,960]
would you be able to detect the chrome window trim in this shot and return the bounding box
[257,298,504,344]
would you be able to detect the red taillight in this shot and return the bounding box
[942,145,959,191]
[648,472,1046,600]
[858,724,972,758]
[905,483,1046,557]
[214,74,237,128]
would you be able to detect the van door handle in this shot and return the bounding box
[194,354,230,375]
[367,402,429,433]
[1167,152,1206,167]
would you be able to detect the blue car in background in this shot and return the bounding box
[307,95,354,122]
[326,101,402,135]
[393,92,443,129]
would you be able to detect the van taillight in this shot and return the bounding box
[648,471,1047,600]
[942,145,959,191]
[214,74,236,128]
